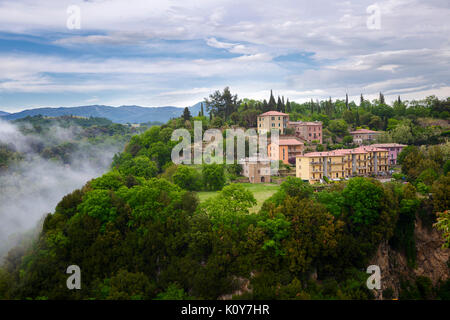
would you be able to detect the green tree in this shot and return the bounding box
[172,165,202,191]
[434,210,450,248]
[342,178,384,225]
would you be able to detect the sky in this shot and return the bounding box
[0,0,449,112]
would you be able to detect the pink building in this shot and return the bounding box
[350,129,382,145]
[371,143,407,165]
[288,121,323,144]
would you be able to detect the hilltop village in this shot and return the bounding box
[243,110,407,184]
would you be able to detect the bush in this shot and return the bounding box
[172,165,202,191]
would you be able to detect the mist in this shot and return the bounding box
[0,119,123,260]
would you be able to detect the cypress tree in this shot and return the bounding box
[379,92,385,104]
[183,107,191,121]
[200,103,204,116]
[360,94,364,106]
[268,90,276,111]
[286,98,291,113]
[346,93,349,110]
[277,96,283,112]
[263,99,269,112]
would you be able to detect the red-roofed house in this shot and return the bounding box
[288,121,323,143]
[257,111,289,134]
[350,129,382,144]
[268,138,304,164]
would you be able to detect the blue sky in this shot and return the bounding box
[0,0,449,112]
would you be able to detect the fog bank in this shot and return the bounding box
[0,119,121,260]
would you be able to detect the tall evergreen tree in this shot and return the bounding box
[286,98,291,113]
[277,96,283,112]
[268,90,276,111]
[379,92,385,104]
[262,99,269,112]
[183,107,191,121]
[346,93,349,110]
[398,95,401,104]
[355,110,360,126]
[360,94,364,106]
[310,99,314,114]
[200,103,204,117]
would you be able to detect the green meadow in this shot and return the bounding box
[197,183,281,213]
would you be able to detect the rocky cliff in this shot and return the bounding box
[370,216,450,299]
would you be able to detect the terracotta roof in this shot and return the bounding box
[259,111,289,116]
[299,146,382,158]
[371,143,407,148]
[350,129,380,134]
[354,146,389,152]
[288,121,322,126]
[276,138,304,146]
[302,152,330,157]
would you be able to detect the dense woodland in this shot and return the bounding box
[0,91,449,300]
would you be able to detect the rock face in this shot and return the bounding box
[370,216,450,299]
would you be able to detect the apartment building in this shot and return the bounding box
[257,111,289,134]
[296,146,390,184]
[350,129,382,145]
[239,157,271,183]
[267,138,304,165]
[288,121,323,144]
[370,143,407,165]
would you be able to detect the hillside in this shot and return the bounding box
[1,103,202,124]
[0,114,448,300]
[0,91,449,300]
[0,111,10,116]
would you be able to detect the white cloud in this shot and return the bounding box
[0,0,448,107]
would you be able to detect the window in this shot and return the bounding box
[272,117,275,120]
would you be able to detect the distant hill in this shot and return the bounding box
[0,110,10,117]
[1,102,203,124]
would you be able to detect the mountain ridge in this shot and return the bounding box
[0,103,203,124]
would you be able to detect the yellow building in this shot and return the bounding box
[296,146,390,184]
[354,146,389,175]
[296,152,326,184]
[257,111,289,134]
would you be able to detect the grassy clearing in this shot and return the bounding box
[197,182,280,213]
